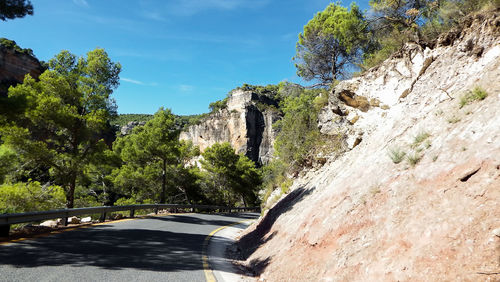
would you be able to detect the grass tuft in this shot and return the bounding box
[459,87,488,108]
[412,131,430,147]
[388,147,406,164]
[406,152,422,166]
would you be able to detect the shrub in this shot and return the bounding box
[208,98,228,113]
[413,131,431,147]
[459,87,488,108]
[0,38,35,57]
[406,152,422,166]
[388,147,406,164]
[0,182,65,214]
[114,197,154,216]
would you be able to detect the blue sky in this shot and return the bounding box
[2,0,369,115]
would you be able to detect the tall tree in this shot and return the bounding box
[113,108,180,204]
[0,0,33,21]
[201,143,261,207]
[369,0,441,42]
[1,48,121,208]
[294,3,370,86]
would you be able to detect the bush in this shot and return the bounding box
[208,98,228,113]
[361,29,410,70]
[0,182,65,214]
[114,196,154,216]
[0,38,35,57]
[0,144,20,183]
[406,152,422,166]
[459,87,488,108]
[412,131,431,147]
[388,147,406,164]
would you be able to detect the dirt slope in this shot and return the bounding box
[237,11,500,282]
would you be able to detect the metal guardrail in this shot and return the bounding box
[0,204,260,237]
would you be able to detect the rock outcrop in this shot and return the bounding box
[120,121,146,136]
[180,90,281,165]
[0,41,44,96]
[237,11,500,281]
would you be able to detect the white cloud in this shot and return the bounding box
[73,0,89,7]
[160,0,270,16]
[121,77,158,86]
[141,11,167,22]
[179,84,195,92]
[121,77,144,85]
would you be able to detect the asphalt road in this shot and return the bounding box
[0,212,258,282]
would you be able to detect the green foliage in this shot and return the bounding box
[260,86,337,209]
[79,149,122,206]
[115,196,153,206]
[294,2,370,84]
[0,48,121,208]
[208,98,228,113]
[236,83,280,99]
[113,108,181,204]
[363,0,500,70]
[274,88,326,168]
[412,131,431,147]
[260,159,288,205]
[0,38,34,56]
[361,29,410,70]
[175,113,207,129]
[406,152,422,166]
[0,144,20,183]
[0,182,65,214]
[201,143,261,207]
[0,0,33,21]
[388,147,406,164]
[459,87,488,108]
[110,114,153,128]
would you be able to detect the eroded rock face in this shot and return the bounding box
[120,121,146,136]
[0,45,44,95]
[239,11,500,281]
[180,90,280,165]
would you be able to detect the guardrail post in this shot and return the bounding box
[100,212,106,222]
[154,208,158,215]
[130,209,135,218]
[62,216,68,226]
[0,224,10,237]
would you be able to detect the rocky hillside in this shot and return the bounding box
[180,89,281,165]
[0,39,44,96]
[237,11,500,281]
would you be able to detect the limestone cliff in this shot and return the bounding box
[180,90,281,165]
[0,40,44,96]
[237,11,500,281]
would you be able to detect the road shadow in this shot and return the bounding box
[213,213,260,220]
[0,213,256,273]
[235,186,315,276]
[149,213,257,227]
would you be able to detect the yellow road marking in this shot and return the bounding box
[203,219,254,282]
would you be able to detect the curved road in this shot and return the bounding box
[0,212,258,282]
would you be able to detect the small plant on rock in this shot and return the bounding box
[459,86,488,108]
[406,152,422,166]
[412,131,430,148]
[388,147,406,164]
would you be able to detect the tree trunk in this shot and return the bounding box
[66,175,76,208]
[160,159,166,204]
[331,52,337,82]
[241,194,247,208]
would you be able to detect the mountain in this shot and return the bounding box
[180,89,281,165]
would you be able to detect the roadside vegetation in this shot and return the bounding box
[1,0,497,214]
